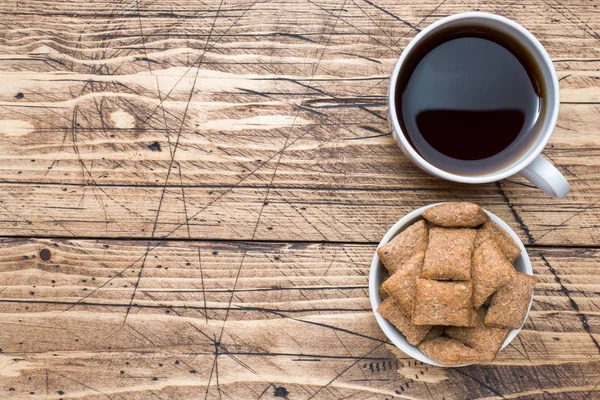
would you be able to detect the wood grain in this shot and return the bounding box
[0,238,599,399]
[0,0,598,248]
[0,182,598,246]
[0,0,599,398]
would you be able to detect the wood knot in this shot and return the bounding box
[274,387,289,398]
[39,248,51,261]
[147,141,162,152]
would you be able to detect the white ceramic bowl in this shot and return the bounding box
[369,203,534,367]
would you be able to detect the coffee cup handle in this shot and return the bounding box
[519,155,570,198]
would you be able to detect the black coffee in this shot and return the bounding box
[395,26,545,174]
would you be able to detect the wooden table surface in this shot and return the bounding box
[0,0,599,399]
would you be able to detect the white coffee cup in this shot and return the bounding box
[388,12,570,198]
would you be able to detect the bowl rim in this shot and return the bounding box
[368,202,534,367]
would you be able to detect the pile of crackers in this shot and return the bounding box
[377,202,537,366]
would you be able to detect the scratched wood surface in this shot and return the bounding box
[0,0,599,399]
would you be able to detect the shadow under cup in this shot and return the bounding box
[391,17,558,177]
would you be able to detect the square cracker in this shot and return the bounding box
[479,221,521,263]
[472,233,516,308]
[467,307,479,327]
[380,257,422,316]
[422,202,489,228]
[422,227,476,280]
[445,308,510,361]
[485,272,537,329]
[413,279,473,326]
[379,270,390,300]
[379,283,390,300]
[423,325,445,341]
[418,337,480,367]
[377,298,431,346]
[377,220,428,275]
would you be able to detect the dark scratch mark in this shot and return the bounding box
[281,76,387,122]
[548,0,600,41]
[197,247,208,323]
[294,103,327,117]
[127,323,157,346]
[275,197,328,240]
[355,106,386,121]
[276,32,317,42]
[359,125,385,134]
[214,334,223,400]
[343,132,390,140]
[540,254,600,352]
[48,371,112,399]
[493,0,521,14]
[534,199,600,244]
[70,104,112,235]
[124,249,151,323]
[337,52,381,64]
[380,0,448,59]
[204,343,219,400]
[257,384,273,400]
[177,163,192,240]
[361,0,420,32]
[452,369,505,399]
[350,0,396,48]
[503,179,538,189]
[554,58,600,62]
[559,74,572,82]
[224,351,259,375]
[187,322,215,344]
[134,56,157,63]
[307,343,384,399]
[496,181,535,244]
[305,0,395,53]
[55,248,149,317]
[259,307,388,344]
[582,380,600,400]
[323,248,337,276]
[556,123,576,132]
[237,87,271,98]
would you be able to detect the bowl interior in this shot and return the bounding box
[369,203,533,367]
